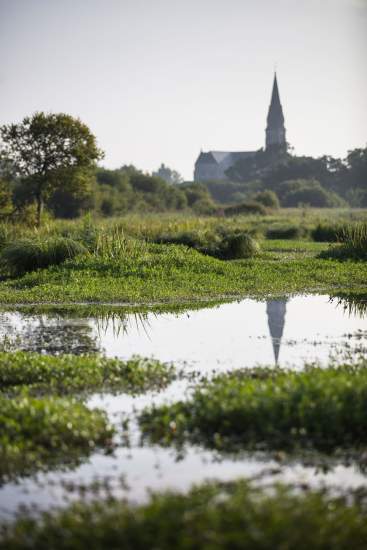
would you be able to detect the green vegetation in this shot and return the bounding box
[0,352,175,395]
[0,112,103,226]
[1,480,366,549]
[0,238,366,304]
[0,393,114,482]
[251,189,280,208]
[156,228,260,260]
[139,361,367,452]
[1,236,87,275]
[224,146,367,209]
[223,201,267,216]
[266,224,307,240]
[320,223,367,261]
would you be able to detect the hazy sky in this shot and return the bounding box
[0,0,366,179]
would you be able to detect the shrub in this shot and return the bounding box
[224,201,267,216]
[266,225,307,240]
[1,236,87,275]
[251,190,280,209]
[278,179,345,208]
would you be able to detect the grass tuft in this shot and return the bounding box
[1,237,87,275]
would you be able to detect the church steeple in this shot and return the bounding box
[265,73,286,150]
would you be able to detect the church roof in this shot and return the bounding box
[195,151,217,165]
[196,150,255,167]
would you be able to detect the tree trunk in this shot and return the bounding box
[36,194,43,227]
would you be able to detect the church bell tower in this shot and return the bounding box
[265,73,286,150]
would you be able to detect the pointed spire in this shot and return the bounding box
[265,72,286,149]
[270,73,281,108]
[266,299,287,364]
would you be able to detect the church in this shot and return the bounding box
[194,73,287,182]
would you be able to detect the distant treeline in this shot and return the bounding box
[202,146,367,208]
[1,140,366,223]
[0,163,217,222]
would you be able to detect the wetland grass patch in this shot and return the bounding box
[1,237,87,276]
[0,394,114,482]
[1,480,366,549]
[0,352,175,395]
[320,223,367,261]
[0,240,366,304]
[139,362,367,452]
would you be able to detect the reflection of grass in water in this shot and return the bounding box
[1,480,366,548]
[95,310,153,339]
[330,292,367,318]
[140,362,367,454]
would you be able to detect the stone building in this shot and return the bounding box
[194,73,286,182]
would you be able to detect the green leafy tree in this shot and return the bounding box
[153,163,183,184]
[0,112,103,226]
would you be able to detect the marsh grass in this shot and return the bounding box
[320,223,367,261]
[1,480,366,549]
[311,222,344,242]
[0,393,114,482]
[139,362,367,452]
[0,352,175,395]
[155,228,260,260]
[94,226,148,262]
[1,237,87,275]
[0,212,366,304]
[266,224,308,240]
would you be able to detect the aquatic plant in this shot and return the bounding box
[0,237,365,304]
[0,393,114,481]
[1,480,366,549]
[0,352,175,395]
[1,236,87,275]
[140,362,367,452]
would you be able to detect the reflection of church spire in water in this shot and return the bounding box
[266,299,287,364]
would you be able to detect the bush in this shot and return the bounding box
[224,201,267,216]
[1,236,87,275]
[266,225,307,240]
[278,179,345,208]
[251,190,280,209]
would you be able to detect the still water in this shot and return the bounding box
[0,294,366,518]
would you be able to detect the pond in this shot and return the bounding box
[0,293,366,518]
